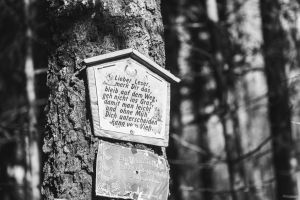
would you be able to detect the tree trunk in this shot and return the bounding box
[260,0,298,199]
[0,1,27,200]
[172,0,218,199]
[225,0,273,200]
[41,1,165,199]
[161,0,181,199]
[24,0,40,200]
[206,1,241,199]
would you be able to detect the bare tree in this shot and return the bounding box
[224,0,273,200]
[260,0,299,199]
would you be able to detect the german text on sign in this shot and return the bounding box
[85,48,180,146]
[95,59,168,139]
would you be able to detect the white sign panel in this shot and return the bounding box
[85,49,180,146]
[94,58,168,139]
[96,141,169,200]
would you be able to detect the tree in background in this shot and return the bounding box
[163,0,299,200]
[161,0,181,199]
[260,0,299,199]
[0,1,29,200]
[163,0,219,199]
[225,0,274,199]
[0,0,54,200]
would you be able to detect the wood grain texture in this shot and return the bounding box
[86,68,102,135]
[100,129,168,146]
[96,141,169,199]
[165,83,171,145]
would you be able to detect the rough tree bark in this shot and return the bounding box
[41,0,165,199]
[260,0,298,199]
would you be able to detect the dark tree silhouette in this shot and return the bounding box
[260,0,298,199]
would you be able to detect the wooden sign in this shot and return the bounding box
[96,141,169,200]
[85,49,180,147]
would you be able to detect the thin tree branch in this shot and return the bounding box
[171,134,207,155]
[232,136,272,163]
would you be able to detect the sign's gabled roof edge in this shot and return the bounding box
[84,48,181,83]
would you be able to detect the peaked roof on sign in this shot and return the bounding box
[84,48,181,83]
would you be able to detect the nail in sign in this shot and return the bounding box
[85,49,180,147]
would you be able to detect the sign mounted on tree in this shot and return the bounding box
[96,141,169,200]
[85,48,180,147]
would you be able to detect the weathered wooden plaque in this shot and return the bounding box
[85,49,180,146]
[96,141,169,200]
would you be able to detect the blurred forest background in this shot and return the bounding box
[1,0,300,200]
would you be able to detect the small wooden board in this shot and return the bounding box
[85,49,180,147]
[96,141,169,200]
